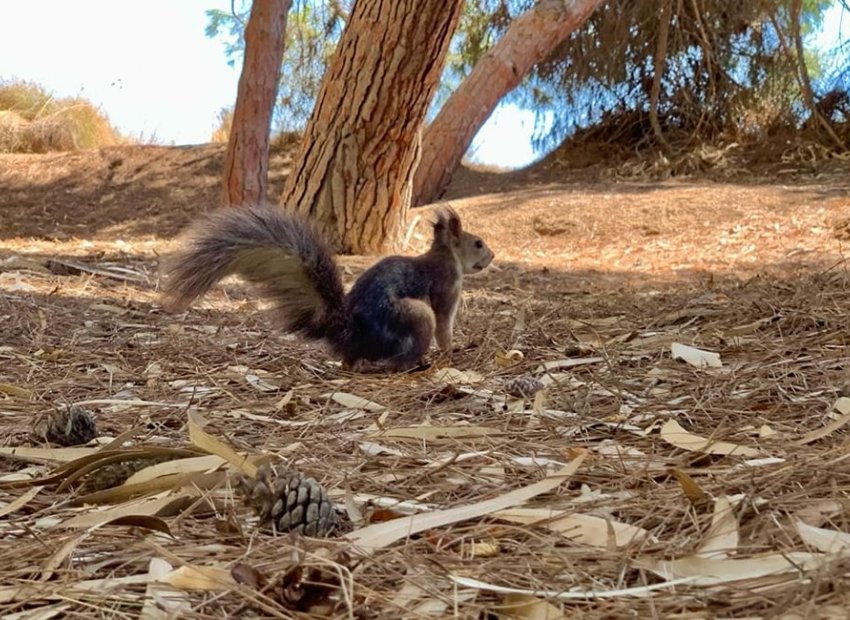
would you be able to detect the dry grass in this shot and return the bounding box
[1,146,850,617]
[209,104,303,151]
[210,106,233,143]
[0,79,120,153]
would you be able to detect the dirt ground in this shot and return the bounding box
[1,143,850,618]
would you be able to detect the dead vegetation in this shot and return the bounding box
[0,80,121,153]
[1,145,850,618]
[539,108,850,183]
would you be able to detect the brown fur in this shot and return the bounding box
[161,204,494,373]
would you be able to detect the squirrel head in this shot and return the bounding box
[432,207,494,274]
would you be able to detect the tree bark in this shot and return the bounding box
[788,0,844,149]
[648,0,672,152]
[221,0,291,208]
[412,0,604,207]
[279,0,464,254]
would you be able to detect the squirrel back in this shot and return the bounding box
[161,205,494,372]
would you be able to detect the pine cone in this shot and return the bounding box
[236,466,339,537]
[31,405,97,446]
[505,375,545,399]
[77,455,177,494]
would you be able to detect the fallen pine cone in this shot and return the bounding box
[31,404,97,446]
[77,454,178,494]
[505,375,545,399]
[236,465,340,537]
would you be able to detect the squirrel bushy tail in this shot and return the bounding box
[162,205,348,349]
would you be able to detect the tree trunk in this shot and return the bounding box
[648,0,672,153]
[279,0,464,254]
[221,0,291,208]
[788,0,844,149]
[412,0,604,207]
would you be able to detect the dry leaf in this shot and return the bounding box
[58,495,191,528]
[758,424,778,438]
[696,496,739,559]
[459,540,501,558]
[275,389,294,411]
[660,419,759,457]
[635,552,838,586]
[432,367,484,384]
[73,471,225,507]
[739,457,785,468]
[372,425,502,442]
[795,520,850,554]
[794,499,844,525]
[0,574,152,605]
[494,508,651,548]
[140,558,191,620]
[245,373,280,392]
[40,532,88,582]
[390,578,452,617]
[668,468,708,504]
[726,315,780,337]
[123,455,227,486]
[593,443,668,473]
[495,349,524,368]
[798,398,850,444]
[188,410,256,476]
[346,452,588,555]
[159,564,236,591]
[535,357,605,373]
[450,574,695,600]
[671,343,722,368]
[325,391,386,411]
[499,593,565,619]
[834,397,850,415]
[0,382,32,398]
[0,485,43,517]
[0,446,100,463]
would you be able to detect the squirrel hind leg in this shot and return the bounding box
[382,298,435,373]
[342,299,435,374]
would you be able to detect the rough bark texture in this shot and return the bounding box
[279,0,464,254]
[221,0,291,208]
[412,0,604,207]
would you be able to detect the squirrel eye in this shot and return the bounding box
[474,240,483,249]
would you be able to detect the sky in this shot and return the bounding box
[1,1,240,145]
[1,1,847,170]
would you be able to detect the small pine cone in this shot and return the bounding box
[505,375,545,399]
[77,455,177,494]
[236,466,339,537]
[32,405,97,446]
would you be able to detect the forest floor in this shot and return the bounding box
[1,142,850,618]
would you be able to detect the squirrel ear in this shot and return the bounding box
[446,208,462,238]
[433,211,448,235]
[436,206,462,239]
[432,207,462,244]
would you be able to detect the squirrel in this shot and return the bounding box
[161,204,494,373]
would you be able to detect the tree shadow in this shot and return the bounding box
[2,143,848,242]
[2,250,847,447]
[0,144,293,241]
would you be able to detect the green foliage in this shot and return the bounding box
[527,0,840,148]
[206,0,348,132]
[0,79,120,153]
[208,0,846,151]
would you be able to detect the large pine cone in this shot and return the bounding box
[504,375,545,399]
[31,405,97,446]
[236,466,339,537]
